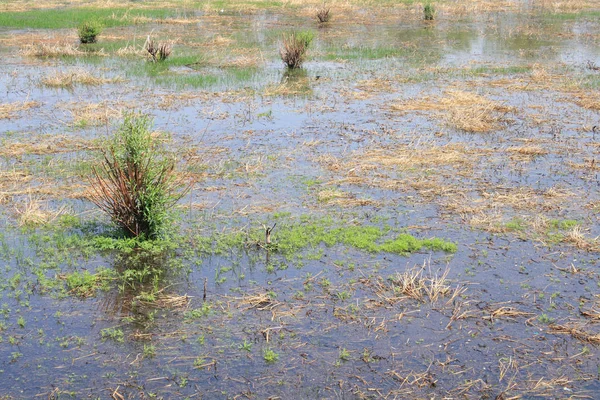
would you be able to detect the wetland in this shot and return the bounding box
[1,0,600,398]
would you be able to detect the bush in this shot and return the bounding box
[145,36,172,62]
[78,20,102,44]
[279,31,314,69]
[89,113,188,239]
[316,7,331,23]
[424,3,435,21]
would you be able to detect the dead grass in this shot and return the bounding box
[564,225,598,250]
[549,322,600,344]
[389,264,465,305]
[61,101,127,127]
[14,196,68,226]
[0,135,96,157]
[42,69,123,87]
[574,94,600,111]
[534,0,600,13]
[0,101,39,119]
[20,43,99,57]
[316,189,378,207]
[484,305,534,322]
[440,0,518,15]
[507,145,549,161]
[391,90,513,132]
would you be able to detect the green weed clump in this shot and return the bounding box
[90,113,188,239]
[78,20,102,44]
[424,3,435,21]
[65,268,116,297]
[280,31,314,69]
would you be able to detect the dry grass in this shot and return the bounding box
[14,196,68,226]
[392,90,513,132]
[439,0,518,15]
[534,0,599,12]
[42,69,123,87]
[316,189,377,207]
[20,42,98,57]
[549,322,600,344]
[264,79,312,96]
[134,293,190,309]
[389,264,465,305]
[0,101,39,119]
[316,6,331,22]
[507,145,549,160]
[61,101,126,127]
[574,94,600,111]
[564,225,598,250]
[484,305,534,322]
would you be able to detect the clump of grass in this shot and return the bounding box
[389,264,464,304]
[263,348,279,363]
[78,19,102,44]
[89,112,188,239]
[316,7,331,23]
[101,327,124,342]
[424,3,435,21]
[145,36,172,62]
[279,31,314,69]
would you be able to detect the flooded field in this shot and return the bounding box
[1,0,600,398]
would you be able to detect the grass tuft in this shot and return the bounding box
[279,31,314,69]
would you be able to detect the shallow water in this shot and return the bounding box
[1,3,600,399]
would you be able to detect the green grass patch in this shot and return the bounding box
[324,45,412,61]
[0,8,175,29]
[468,65,533,75]
[195,216,457,259]
[64,268,116,297]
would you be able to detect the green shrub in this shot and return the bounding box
[78,19,102,44]
[90,113,188,239]
[424,3,435,21]
[280,30,314,69]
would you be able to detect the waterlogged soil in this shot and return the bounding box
[1,2,600,399]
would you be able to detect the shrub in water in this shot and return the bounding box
[145,36,172,62]
[424,3,435,21]
[78,20,102,44]
[90,113,187,239]
[279,30,314,69]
